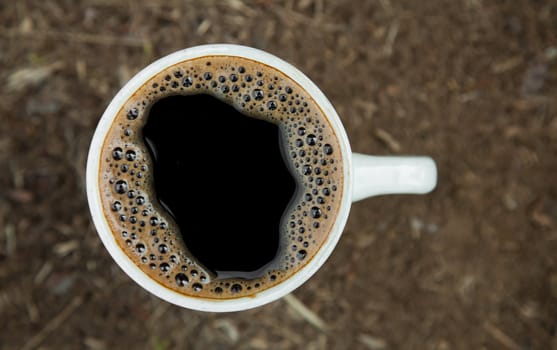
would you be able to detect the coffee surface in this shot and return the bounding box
[99,56,343,299]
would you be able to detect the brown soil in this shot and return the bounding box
[1,1,556,349]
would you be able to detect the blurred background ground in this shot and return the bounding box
[1,0,557,349]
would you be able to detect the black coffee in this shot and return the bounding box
[99,55,344,299]
[143,94,295,275]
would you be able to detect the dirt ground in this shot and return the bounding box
[1,1,557,349]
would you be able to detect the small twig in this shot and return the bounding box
[6,61,64,92]
[374,128,401,152]
[196,19,212,36]
[53,240,80,257]
[4,224,16,256]
[26,299,40,323]
[226,0,258,17]
[86,0,213,8]
[214,319,239,343]
[383,20,399,56]
[1,28,145,47]
[490,57,523,74]
[378,0,393,13]
[270,5,344,32]
[358,333,387,349]
[19,296,84,350]
[148,302,171,326]
[483,322,521,350]
[283,293,327,331]
[315,0,324,17]
[34,262,53,285]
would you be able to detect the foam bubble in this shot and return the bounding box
[175,273,189,286]
[114,180,127,194]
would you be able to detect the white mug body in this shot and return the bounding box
[87,44,353,312]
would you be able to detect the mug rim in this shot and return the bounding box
[86,44,353,312]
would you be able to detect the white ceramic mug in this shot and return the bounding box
[87,44,437,312]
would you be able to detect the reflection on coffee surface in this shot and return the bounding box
[99,56,343,299]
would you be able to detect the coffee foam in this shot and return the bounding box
[99,56,343,299]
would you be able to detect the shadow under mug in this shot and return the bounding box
[86,44,437,312]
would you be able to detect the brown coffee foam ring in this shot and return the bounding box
[99,56,343,299]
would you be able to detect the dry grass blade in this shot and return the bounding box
[491,57,523,73]
[214,319,239,343]
[545,47,557,61]
[196,19,212,36]
[19,295,84,350]
[85,0,218,7]
[383,20,399,56]
[379,0,393,13]
[270,5,344,32]
[226,0,257,16]
[358,334,387,349]
[374,128,401,152]
[6,61,63,92]
[84,337,106,350]
[283,293,327,331]
[26,300,40,323]
[148,302,170,325]
[4,224,16,256]
[34,261,54,285]
[483,322,521,350]
[2,28,145,47]
[53,240,80,257]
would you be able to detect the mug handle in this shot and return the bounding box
[351,153,437,202]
